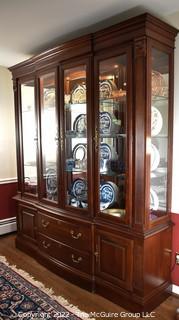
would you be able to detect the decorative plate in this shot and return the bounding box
[44,88,55,108]
[100,112,112,134]
[100,143,112,172]
[151,106,163,136]
[71,178,87,199]
[71,84,86,104]
[152,71,166,97]
[150,188,159,211]
[99,80,117,99]
[151,144,160,171]
[100,181,118,210]
[46,168,57,196]
[73,114,87,133]
[72,143,87,161]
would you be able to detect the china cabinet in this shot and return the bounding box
[10,13,178,312]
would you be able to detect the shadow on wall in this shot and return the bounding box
[32,5,162,55]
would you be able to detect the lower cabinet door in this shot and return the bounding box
[95,228,133,291]
[18,204,37,241]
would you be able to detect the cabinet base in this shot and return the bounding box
[95,279,171,313]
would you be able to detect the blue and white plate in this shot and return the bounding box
[72,143,87,161]
[73,114,87,133]
[46,168,57,196]
[100,112,112,134]
[100,181,118,210]
[100,143,112,172]
[71,178,87,199]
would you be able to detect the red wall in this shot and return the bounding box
[172,213,179,286]
[0,182,18,220]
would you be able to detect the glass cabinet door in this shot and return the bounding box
[98,55,128,219]
[39,72,58,202]
[150,48,169,221]
[64,65,88,210]
[21,80,37,194]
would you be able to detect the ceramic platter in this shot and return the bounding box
[151,144,160,171]
[99,80,117,99]
[46,168,57,195]
[73,114,87,133]
[151,106,163,136]
[100,181,118,210]
[44,88,55,108]
[100,111,112,134]
[71,178,87,199]
[72,143,87,161]
[71,84,86,104]
[150,188,159,211]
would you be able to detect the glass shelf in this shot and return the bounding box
[65,131,87,139]
[100,133,126,138]
[65,169,87,173]
[100,171,125,178]
[152,95,168,102]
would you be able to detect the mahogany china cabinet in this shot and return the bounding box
[10,13,178,312]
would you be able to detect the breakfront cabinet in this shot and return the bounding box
[10,14,178,312]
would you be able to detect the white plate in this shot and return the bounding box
[151,106,163,136]
[150,188,159,210]
[151,144,160,171]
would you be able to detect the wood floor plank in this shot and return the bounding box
[0,234,178,320]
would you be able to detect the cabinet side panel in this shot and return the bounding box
[144,227,172,295]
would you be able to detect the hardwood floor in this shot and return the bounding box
[0,233,178,320]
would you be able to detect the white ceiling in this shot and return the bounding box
[0,0,179,68]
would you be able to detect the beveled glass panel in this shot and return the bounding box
[40,72,58,201]
[99,55,127,218]
[21,80,37,194]
[150,48,169,221]
[64,65,88,209]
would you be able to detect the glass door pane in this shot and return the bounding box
[150,48,169,221]
[40,72,58,202]
[98,55,127,218]
[21,80,37,194]
[64,65,88,209]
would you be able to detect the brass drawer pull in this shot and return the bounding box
[41,219,50,228]
[71,254,82,264]
[42,240,50,249]
[70,230,82,239]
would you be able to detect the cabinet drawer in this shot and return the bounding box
[38,212,92,251]
[39,234,91,274]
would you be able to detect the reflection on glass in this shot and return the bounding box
[64,65,88,209]
[99,55,127,218]
[40,72,58,201]
[150,48,169,221]
[21,80,37,194]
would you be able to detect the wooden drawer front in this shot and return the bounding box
[95,229,133,291]
[39,234,91,274]
[19,205,36,240]
[38,212,91,251]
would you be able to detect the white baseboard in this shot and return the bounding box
[172,284,179,295]
[0,217,17,235]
